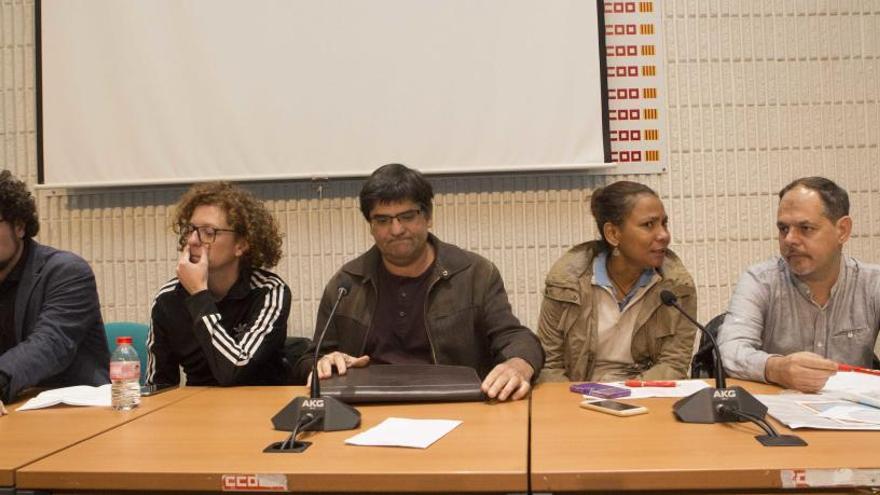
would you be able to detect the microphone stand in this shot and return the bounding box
[660,290,806,446]
[717,405,805,446]
[266,282,361,453]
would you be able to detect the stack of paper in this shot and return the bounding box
[822,372,880,408]
[757,371,880,430]
[16,384,112,411]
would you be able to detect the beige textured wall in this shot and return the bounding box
[2,1,879,342]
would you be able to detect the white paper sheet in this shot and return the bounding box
[757,393,880,430]
[16,384,112,411]
[587,379,711,399]
[345,417,462,449]
[818,404,880,424]
[820,371,880,408]
[823,371,880,393]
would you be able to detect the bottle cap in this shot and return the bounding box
[116,336,133,344]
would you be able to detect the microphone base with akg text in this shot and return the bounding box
[272,395,361,432]
[673,386,768,424]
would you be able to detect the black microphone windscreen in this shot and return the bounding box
[337,275,353,296]
[660,289,677,306]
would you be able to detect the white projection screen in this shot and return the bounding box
[38,0,610,187]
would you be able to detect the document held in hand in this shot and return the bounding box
[824,371,880,409]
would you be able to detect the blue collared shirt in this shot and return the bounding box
[592,250,656,311]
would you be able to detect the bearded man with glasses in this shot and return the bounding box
[293,164,543,401]
[147,182,290,387]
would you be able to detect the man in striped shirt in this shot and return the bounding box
[146,182,290,386]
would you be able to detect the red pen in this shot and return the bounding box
[837,363,880,377]
[624,380,676,387]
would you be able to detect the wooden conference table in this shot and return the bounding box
[0,387,203,489]
[16,386,529,493]
[8,381,880,493]
[532,380,880,492]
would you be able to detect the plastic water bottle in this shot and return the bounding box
[110,336,141,411]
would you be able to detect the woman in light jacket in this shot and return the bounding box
[538,181,697,382]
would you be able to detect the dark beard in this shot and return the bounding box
[0,236,23,274]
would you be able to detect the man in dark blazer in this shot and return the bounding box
[0,170,109,403]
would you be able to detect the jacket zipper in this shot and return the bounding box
[358,278,377,357]
[358,266,445,364]
[422,268,448,365]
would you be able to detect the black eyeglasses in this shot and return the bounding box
[180,224,236,244]
[369,208,423,228]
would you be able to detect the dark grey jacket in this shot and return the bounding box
[0,240,109,402]
[294,235,544,381]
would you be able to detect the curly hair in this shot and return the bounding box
[171,182,282,269]
[0,170,40,238]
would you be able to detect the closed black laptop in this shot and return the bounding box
[319,364,485,404]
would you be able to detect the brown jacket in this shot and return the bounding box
[294,235,544,381]
[538,241,697,382]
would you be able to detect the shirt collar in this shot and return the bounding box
[227,269,253,300]
[592,250,657,310]
[788,255,847,306]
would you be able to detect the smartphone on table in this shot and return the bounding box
[580,399,648,417]
[140,383,177,396]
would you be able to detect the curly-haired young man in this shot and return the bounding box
[0,170,109,403]
[147,182,291,386]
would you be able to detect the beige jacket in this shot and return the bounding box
[538,241,697,382]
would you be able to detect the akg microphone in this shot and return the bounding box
[310,277,353,399]
[270,276,360,444]
[659,290,725,388]
[659,290,767,424]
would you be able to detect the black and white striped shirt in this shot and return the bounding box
[146,268,291,386]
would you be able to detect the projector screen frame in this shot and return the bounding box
[35,0,616,189]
